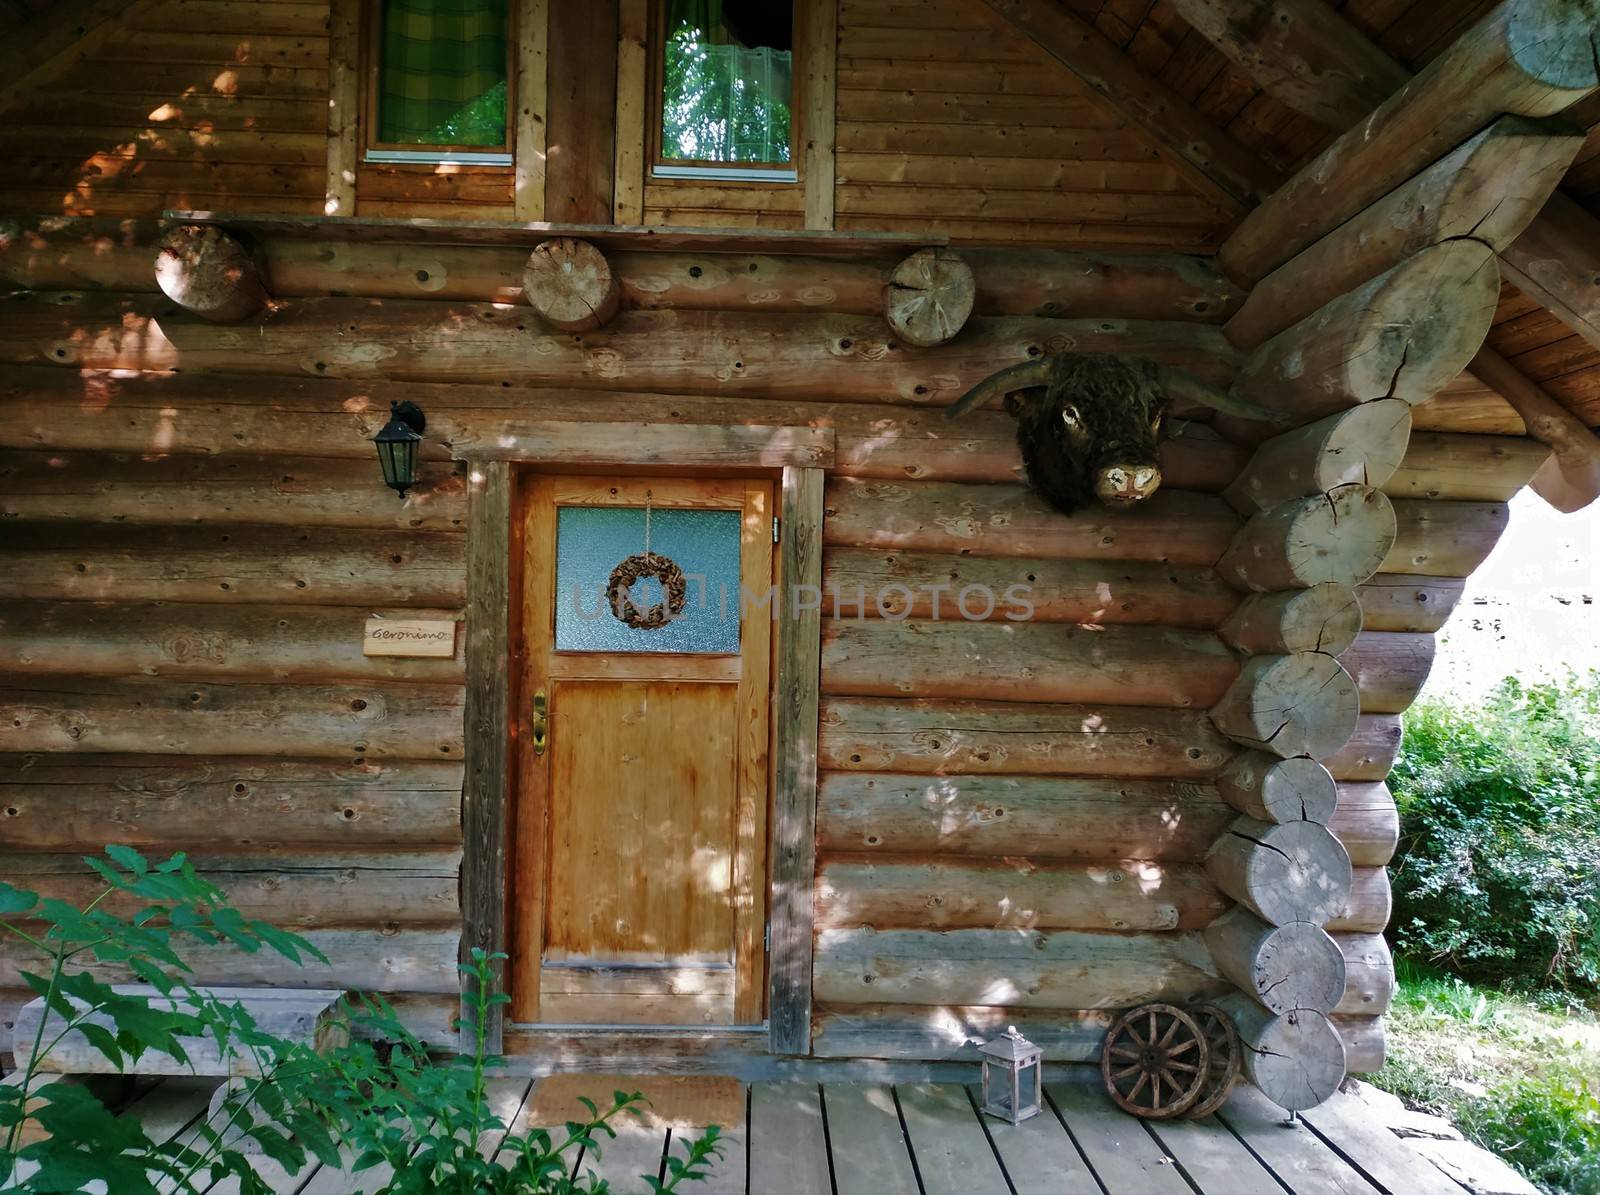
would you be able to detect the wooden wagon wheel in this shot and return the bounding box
[1181,1003,1241,1119]
[1100,1002,1211,1119]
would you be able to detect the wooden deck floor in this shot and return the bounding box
[15,1070,1479,1194]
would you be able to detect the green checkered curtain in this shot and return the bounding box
[378,0,508,146]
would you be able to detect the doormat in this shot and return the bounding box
[527,1074,745,1131]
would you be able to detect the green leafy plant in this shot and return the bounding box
[1459,1070,1600,1195]
[1390,674,1600,991]
[1,849,722,1193]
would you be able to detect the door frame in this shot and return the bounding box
[457,423,833,1056]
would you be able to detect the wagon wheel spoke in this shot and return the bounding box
[1112,1062,1143,1080]
[1125,1024,1148,1048]
[1147,1010,1157,1048]
[1166,1060,1199,1074]
[1161,1068,1185,1092]
[1110,1046,1139,1061]
[1158,1016,1182,1047]
[1150,1072,1161,1110]
[1126,1071,1149,1103]
[1168,1038,1199,1056]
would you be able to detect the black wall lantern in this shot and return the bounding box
[373,401,426,498]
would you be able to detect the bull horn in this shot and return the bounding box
[1158,366,1294,426]
[943,358,1054,419]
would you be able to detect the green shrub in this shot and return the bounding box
[1389,674,1600,992]
[1459,1070,1600,1195]
[1,849,719,1193]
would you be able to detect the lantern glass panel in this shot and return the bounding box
[377,436,417,491]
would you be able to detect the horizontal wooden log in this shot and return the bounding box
[0,449,467,531]
[1220,583,1363,657]
[809,1003,1113,1061]
[821,621,1237,709]
[1216,753,1338,824]
[1219,0,1600,282]
[816,773,1232,862]
[1223,402,1413,515]
[0,291,1240,404]
[0,754,464,851]
[0,677,464,760]
[1500,191,1600,368]
[1383,498,1510,578]
[1470,345,1600,513]
[1334,1015,1385,1074]
[2,851,460,929]
[1327,868,1393,935]
[0,365,1248,491]
[1357,573,1467,633]
[812,927,1226,1008]
[1214,993,1345,1112]
[819,698,1235,778]
[0,988,458,1051]
[1217,486,1396,592]
[0,601,464,683]
[1385,431,1550,502]
[824,479,1239,565]
[1323,717,1403,783]
[1329,782,1399,866]
[1225,116,1584,346]
[1334,932,1396,1016]
[0,222,1242,320]
[1204,906,1346,1016]
[0,928,461,994]
[821,549,1238,627]
[1210,652,1360,760]
[815,857,1227,932]
[0,523,467,606]
[1340,631,1437,714]
[1207,816,1353,926]
[1231,241,1500,421]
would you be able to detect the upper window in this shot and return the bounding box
[653,0,796,181]
[366,0,512,166]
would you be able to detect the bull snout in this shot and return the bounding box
[1095,464,1161,504]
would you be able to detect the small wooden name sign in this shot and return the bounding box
[363,617,457,658]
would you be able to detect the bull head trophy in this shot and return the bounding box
[943,352,1284,514]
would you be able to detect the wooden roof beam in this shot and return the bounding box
[1219,0,1600,283]
[976,0,1280,209]
[1165,0,1410,128]
[1499,191,1600,355]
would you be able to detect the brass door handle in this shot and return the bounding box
[532,690,548,756]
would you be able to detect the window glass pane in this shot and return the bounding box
[379,0,508,146]
[554,506,743,654]
[661,0,793,164]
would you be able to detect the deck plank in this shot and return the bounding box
[896,1082,1010,1195]
[675,1122,746,1195]
[748,1082,830,1195]
[967,1083,1094,1194]
[1300,1089,1463,1195]
[1047,1079,1192,1195]
[1147,1113,1286,1195]
[476,1076,535,1159]
[573,1122,669,1190]
[1218,1084,1383,1195]
[822,1082,920,1195]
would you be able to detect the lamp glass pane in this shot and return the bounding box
[554,506,742,653]
[377,437,416,489]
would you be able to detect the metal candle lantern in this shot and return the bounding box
[372,400,426,498]
[979,1025,1043,1124]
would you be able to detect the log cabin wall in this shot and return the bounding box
[0,0,1584,1075]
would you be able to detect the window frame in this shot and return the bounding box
[361,0,517,168]
[647,0,801,183]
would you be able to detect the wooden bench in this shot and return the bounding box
[11,986,346,1145]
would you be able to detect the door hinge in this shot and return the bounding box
[772,517,781,544]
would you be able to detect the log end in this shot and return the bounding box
[154,225,268,323]
[523,237,621,332]
[886,247,975,348]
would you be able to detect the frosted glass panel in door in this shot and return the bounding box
[553,506,743,653]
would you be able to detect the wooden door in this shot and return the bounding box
[512,476,773,1025]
